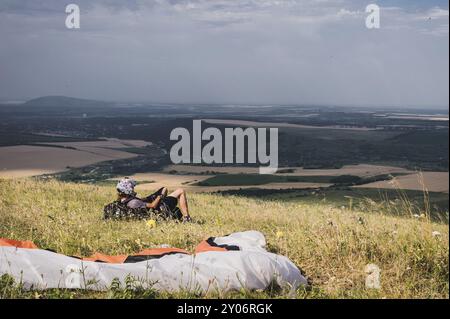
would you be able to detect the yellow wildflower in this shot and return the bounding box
[146,219,157,228]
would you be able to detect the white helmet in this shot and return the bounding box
[116,177,137,196]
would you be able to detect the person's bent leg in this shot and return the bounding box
[169,188,190,218]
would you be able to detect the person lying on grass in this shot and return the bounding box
[115,177,192,222]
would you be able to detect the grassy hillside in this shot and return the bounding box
[0,179,448,299]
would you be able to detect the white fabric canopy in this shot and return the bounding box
[0,231,307,293]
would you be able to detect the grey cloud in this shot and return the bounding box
[0,0,142,14]
[0,1,448,108]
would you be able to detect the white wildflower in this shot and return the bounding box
[365,264,381,289]
[432,231,442,238]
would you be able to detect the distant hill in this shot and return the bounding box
[24,96,109,108]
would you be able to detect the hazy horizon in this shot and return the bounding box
[1,94,449,111]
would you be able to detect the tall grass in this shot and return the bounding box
[0,178,448,299]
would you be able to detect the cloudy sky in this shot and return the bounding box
[0,0,448,108]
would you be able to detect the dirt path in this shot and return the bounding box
[202,119,378,131]
[355,172,449,193]
[163,164,412,177]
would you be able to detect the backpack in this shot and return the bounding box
[103,198,151,220]
[157,201,183,221]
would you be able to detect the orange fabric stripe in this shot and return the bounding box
[0,238,190,263]
[195,240,228,254]
[0,238,38,249]
[82,253,129,264]
[81,248,190,264]
[135,247,189,256]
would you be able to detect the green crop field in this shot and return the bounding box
[196,173,407,187]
